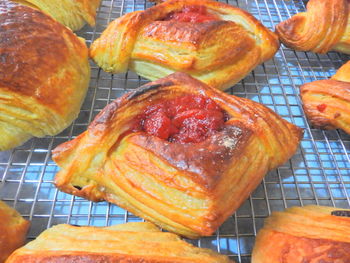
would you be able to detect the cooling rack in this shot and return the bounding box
[1,0,350,262]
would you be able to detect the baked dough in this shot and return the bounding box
[52,72,302,238]
[0,0,90,151]
[6,222,234,262]
[300,61,350,134]
[0,201,30,263]
[252,205,350,263]
[276,0,350,54]
[90,0,279,90]
[12,0,102,31]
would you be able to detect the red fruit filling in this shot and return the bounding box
[140,95,227,143]
[317,104,327,112]
[163,5,220,23]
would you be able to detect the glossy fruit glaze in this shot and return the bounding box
[163,5,219,23]
[139,95,227,143]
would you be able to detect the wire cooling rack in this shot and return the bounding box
[1,0,350,262]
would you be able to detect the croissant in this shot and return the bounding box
[276,0,350,54]
[52,72,302,238]
[251,205,350,263]
[0,0,90,151]
[300,61,350,134]
[90,0,279,90]
[12,0,102,31]
[0,201,30,263]
[6,222,233,262]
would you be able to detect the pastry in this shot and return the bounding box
[300,61,350,134]
[52,72,302,238]
[0,201,30,263]
[0,0,90,151]
[251,205,350,262]
[6,222,234,262]
[276,0,350,54]
[90,0,279,90]
[12,0,102,31]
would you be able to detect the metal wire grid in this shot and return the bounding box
[1,0,350,262]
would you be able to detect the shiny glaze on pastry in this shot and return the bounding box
[252,205,350,263]
[276,0,350,54]
[0,0,90,151]
[300,61,350,134]
[52,72,302,238]
[6,222,234,262]
[12,0,102,31]
[90,0,279,90]
[0,201,30,263]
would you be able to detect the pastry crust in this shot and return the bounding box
[0,0,90,151]
[90,0,279,90]
[300,61,350,134]
[52,72,302,238]
[0,201,30,263]
[6,222,234,262]
[252,205,350,263]
[276,0,350,54]
[12,0,102,31]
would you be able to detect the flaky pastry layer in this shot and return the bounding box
[0,0,90,151]
[0,201,30,263]
[276,0,350,54]
[90,0,279,90]
[301,61,350,134]
[12,0,102,31]
[252,205,350,263]
[6,222,233,263]
[52,72,302,238]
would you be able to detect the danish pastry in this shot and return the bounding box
[90,0,279,90]
[251,205,350,263]
[276,0,350,54]
[0,0,90,151]
[12,0,102,31]
[0,201,30,263]
[52,72,302,238]
[300,61,350,134]
[6,222,234,262]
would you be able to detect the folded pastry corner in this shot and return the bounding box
[90,0,279,90]
[0,0,90,151]
[252,205,350,262]
[11,0,102,31]
[6,222,234,262]
[276,0,350,54]
[52,72,302,238]
[300,61,350,134]
[0,201,30,263]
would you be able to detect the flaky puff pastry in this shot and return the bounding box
[300,61,350,134]
[90,0,279,90]
[6,222,234,263]
[0,0,90,151]
[276,0,350,54]
[52,72,302,238]
[252,205,350,263]
[12,0,101,31]
[0,201,30,263]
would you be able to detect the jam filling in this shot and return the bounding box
[163,5,220,23]
[317,104,327,112]
[140,95,227,143]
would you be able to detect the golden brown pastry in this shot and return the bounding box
[90,0,279,90]
[252,205,350,263]
[52,72,302,238]
[276,0,350,54]
[6,222,234,262]
[0,201,30,263]
[300,61,350,134]
[12,0,102,31]
[0,0,90,151]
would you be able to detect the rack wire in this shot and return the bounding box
[1,0,350,262]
